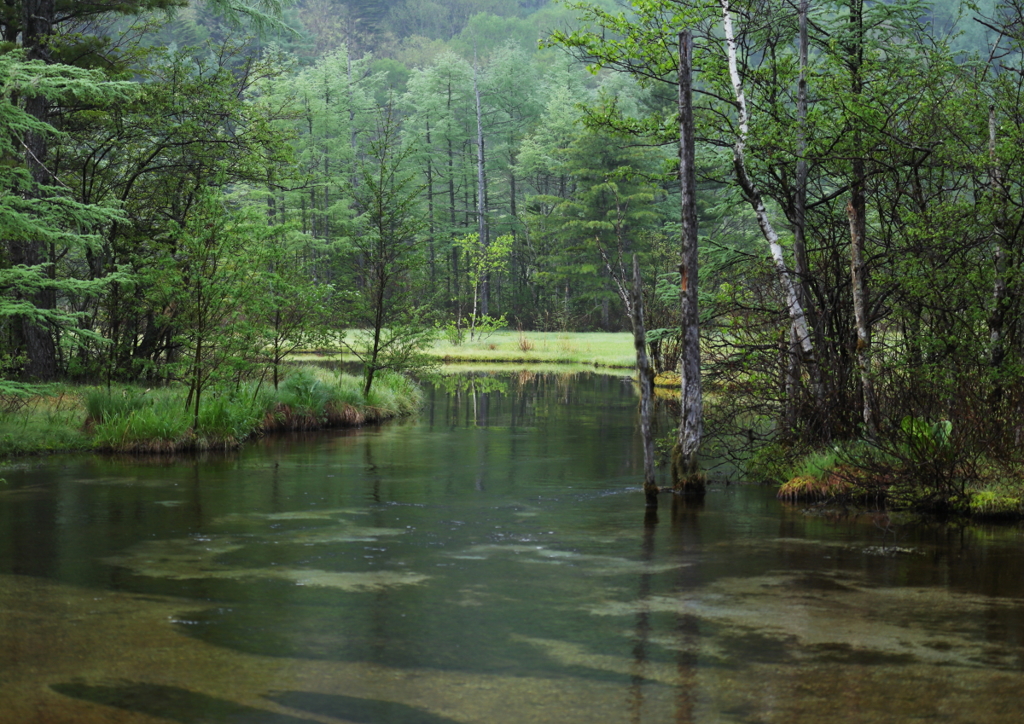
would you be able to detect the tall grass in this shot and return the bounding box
[87,366,421,453]
[0,386,90,456]
[364,370,422,422]
[91,391,191,452]
[266,366,366,429]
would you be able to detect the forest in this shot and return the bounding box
[3,0,1024,510]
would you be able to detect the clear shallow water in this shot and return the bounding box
[2,372,1024,723]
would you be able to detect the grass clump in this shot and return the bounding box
[198,389,266,447]
[363,371,423,422]
[84,387,152,427]
[776,448,842,502]
[271,366,335,429]
[265,366,370,430]
[773,446,879,504]
[90,389,190,452]
[969,489,1022,518]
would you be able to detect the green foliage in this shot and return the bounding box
[0,51,134,378]
[900,417,953,454]
[167,189,273,427]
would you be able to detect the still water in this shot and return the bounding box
[2,371,1024,723]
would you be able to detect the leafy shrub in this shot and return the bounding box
[969,489,1023,518]
[439,320,466,346]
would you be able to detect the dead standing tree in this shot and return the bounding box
[673,30,705,493]
[600,241,659,506]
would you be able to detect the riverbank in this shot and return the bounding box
[768,444,1024,521]
[0,366,421,460]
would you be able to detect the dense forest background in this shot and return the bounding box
[5,0,1024,487]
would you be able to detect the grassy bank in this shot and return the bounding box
[427,330,636,367]
[0,366,421,459]
[291,330,638,369]
[764,441,1024,521]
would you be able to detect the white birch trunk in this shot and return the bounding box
[721,0,825,408]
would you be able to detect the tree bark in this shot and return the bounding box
[672,31,704,493]
[631,256,659,507]
[847,198,876,437]
[10,0,59,380]
[846,0,877,438]
[786,0,816,430]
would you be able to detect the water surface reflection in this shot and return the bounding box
[1,372,1023,723]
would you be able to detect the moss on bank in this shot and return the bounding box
[0,367,421,458]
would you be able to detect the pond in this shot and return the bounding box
[2,371,1024,723]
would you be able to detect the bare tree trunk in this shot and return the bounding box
[721,0,824,411]
[786,0,815,430]
[794,0,813,318]
[673,31,704,493]
[847,198,876,437]
[631,256,659,507]
[447,80,459,317]
[426,120,436,287]
[988,105,1009,381]
[599,243,658,505]
[847,0,877,438]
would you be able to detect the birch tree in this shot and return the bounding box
[719,0,825,411]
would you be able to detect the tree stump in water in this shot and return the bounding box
[671,445,706,494]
